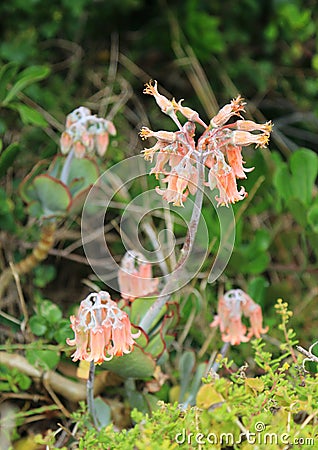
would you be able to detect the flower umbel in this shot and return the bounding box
[66,291,140,364]
[118,250,159,301]
[60,107,116,158]
[141,81,272,207]
[210,289,268,345]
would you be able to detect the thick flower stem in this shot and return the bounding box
[0,221,56,299]
[87,361,99,429]
[211,342,231,373]
[60,148,74,184]
[139,161,205,334]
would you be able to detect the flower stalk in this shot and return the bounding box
[87,361,99,428]
[139,159,205,333]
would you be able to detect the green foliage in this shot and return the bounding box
[19,155,100,219]
[0,62,50,132]
[75,366,318,450]
[181,0,224,58]
[26,174,72,218]
[0,365,32,392]
[128,297,178,361]
[175,352,206,405]
[94,396,112,429]
[25,346,60,370]
[29,297,72,344]
[35,298,314,449]
[102,347,155,379]
[0,178,25,234]
[230,229,271,275]
[1,65,50,106]
[33,264,56,288]
[0,142,20,179]
[273,148,318,227]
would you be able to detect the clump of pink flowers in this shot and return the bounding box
[66,290,140,364]
[140,80,272,207]
[118,250,159,301]
[210,289,268,345]
[60,106,116,158]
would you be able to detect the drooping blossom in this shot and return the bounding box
[118,251,159,301]
[241,293,269,339]
[60,107,116,158]
[66,291,140,364]
[210,289,268,345]
[141,80,272,207]
[206,152,247,205]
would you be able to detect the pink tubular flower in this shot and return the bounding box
[206,152,247,206]
[225,145,253,179]
[67,315,89,361]
[150,152,170,178]
[143,80,177,122]
[232,130,270,148]
[73,141,86,159]
[156,158,198,207]
[96,132,109,157]
[210,289,268,345]
[60,107,116,158]
[208,165,247,206]
[172,99,207,128]
[210,95,246,127]
[118,251,159,301]
[60,131,72,154]
[108,314,138,356]
[156,173,188,207]
[235,120,272,134]
[241,293,269,339]
[66,291,140,364]
[140,127,177,143]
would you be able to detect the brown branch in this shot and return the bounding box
[0,351,108,403]
[0,222,56,300]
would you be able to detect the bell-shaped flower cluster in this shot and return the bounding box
[66,291,140,364]
[60,106,116,158]
[141,80,272,207]
[118,250,159,301]
[210,289,268,345]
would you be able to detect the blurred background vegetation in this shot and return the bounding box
[0,0,318,445]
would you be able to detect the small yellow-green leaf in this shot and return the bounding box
[244,377,265,395]
[169,385,180,404]
[196,384,224,409]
